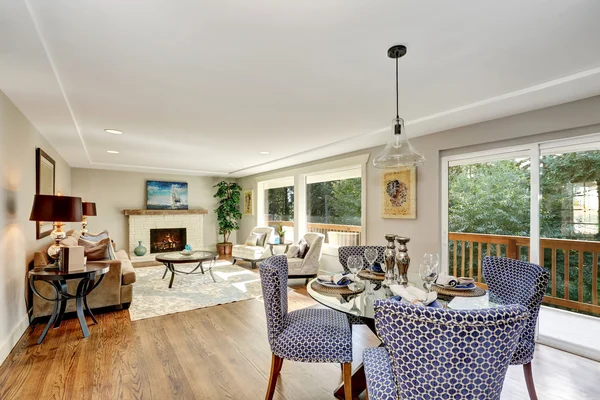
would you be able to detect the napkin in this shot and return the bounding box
[370,262,384,273]
[435,274,458,287]
[390,285,438,306]
[317,273,354,285]
[455,283,476,289]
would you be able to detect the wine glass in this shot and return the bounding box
[423,253,440,271]
[420,262,438,292]
[347,255,364,290]
[364,247,378,271]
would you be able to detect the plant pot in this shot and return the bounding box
[279,235,285,244]
[217,242,232,256]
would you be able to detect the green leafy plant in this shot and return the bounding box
[277,224,285,237]
[213,181,243,244]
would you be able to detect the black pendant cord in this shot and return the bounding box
[395,56,399,120]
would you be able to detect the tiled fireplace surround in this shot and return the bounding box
[124,210,205,263]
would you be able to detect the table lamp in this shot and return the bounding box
[29,194,83,268]
[81,201,97,234]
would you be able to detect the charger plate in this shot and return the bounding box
[311,280,365,296]
[358,270,385,282]
[433,284,486,298]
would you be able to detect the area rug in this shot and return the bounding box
[128,261,263,321]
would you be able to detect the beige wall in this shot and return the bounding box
[0,90,72,364]
[71,169,229,253]
[238,95,600,275]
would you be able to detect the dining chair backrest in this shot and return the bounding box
[259,255,289,349]
[338,246,386,273]
[374,299,528,400]
[482,256,549,363]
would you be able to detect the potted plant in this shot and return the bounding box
[213,181,242,255]
[277,224,286,244]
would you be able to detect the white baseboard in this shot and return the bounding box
[537,335,600,362]
[0,314,30,367]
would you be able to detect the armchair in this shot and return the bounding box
[286,233,324,281]
[232,226,274,268]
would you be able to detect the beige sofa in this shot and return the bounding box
[32,246,136,319]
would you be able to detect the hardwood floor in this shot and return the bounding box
[1,265,599,399]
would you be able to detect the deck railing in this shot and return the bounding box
[449,232,600,315]
[266,221,361,246]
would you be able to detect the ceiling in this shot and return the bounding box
[1,0,600,177]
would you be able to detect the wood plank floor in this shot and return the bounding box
[1,266,599,399]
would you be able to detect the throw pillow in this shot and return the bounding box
[79,237,113,260]
[255,232,267,247]
[245,235,258,246]
[81,229,110,242]
[297,238,310,259]
[286,244,300,258]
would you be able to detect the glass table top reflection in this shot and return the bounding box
[306,277,497,320]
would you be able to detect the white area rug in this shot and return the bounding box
[129,261,263,321]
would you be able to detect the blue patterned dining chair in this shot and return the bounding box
[338,245,386,273]
[483,256,550,400]
[363,299,528,400]
[259,255,353,400]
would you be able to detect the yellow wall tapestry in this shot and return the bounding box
[243,189,254,216]
[381,167,416,219]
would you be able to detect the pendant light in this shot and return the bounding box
[372,45,425,169]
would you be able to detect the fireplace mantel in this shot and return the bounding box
[123,209,208,216]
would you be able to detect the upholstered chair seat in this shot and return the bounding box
[363,300,528,400]
[483,256,550,399]
[259,255,353,400]
[285,233,325,280]
[232,226,274,268]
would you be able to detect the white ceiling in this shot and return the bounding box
[1,0,600,177]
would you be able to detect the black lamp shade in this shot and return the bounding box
[82,202,97,217]
[29,194,83,222]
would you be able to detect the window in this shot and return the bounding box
[306,168,362,246]
[259,177,295,242]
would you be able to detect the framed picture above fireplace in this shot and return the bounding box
[147,181,189,210]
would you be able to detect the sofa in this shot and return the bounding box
[31,230,136,319]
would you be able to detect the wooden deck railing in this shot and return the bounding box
[449,232,600,315]
[266,221,361,246]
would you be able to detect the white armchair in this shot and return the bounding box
[232,226,275,268]
[286,233,325,281]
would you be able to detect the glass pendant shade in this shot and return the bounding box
[372,117,425,168]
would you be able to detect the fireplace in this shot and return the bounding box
[150,228,187,253]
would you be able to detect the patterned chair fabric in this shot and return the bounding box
[483,256,550,365]
[259,255,352,363]
[286,233,325,277]
[338,245,386,273]
[364,299,528,400]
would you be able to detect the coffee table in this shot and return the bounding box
[29,263,109,344]
[155,251,219,288]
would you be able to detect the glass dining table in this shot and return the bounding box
[306,276,496,399]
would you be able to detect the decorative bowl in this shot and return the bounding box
[180,250,194,256]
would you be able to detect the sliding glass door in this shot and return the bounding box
[442,135,600,357]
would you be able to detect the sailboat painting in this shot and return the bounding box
[147,181,189,210]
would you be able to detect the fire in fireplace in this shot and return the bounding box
[150,228,187,253]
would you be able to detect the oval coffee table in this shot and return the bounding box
[155,251,219,288]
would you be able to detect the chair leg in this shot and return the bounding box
[265,353,283,400]
[342,362,352,400]
[523,362,538,400]
[232,258,237,265]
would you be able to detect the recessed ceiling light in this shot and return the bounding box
[104,129,123,135]
[259,151,270,155]
[107,150,119,154]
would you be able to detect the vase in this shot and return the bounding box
[383,234,397,288]
[134,241,147,256]
[395,236,411,286]
[279,234,285,244]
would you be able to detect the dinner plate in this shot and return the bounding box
[317,279,351,288]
